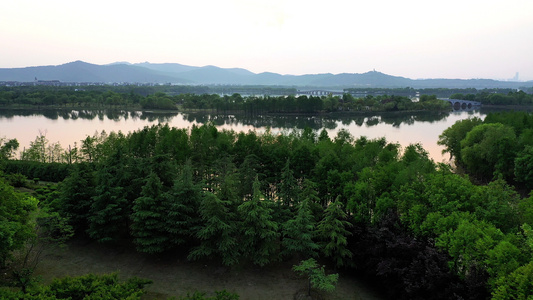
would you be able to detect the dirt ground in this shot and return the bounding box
[35,239,383,300]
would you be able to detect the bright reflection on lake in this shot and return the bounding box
[0,109,488,163]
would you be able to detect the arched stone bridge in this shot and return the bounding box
[297,90,344,96]
[439,98,482,109]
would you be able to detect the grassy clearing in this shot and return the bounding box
[35,238,382,300]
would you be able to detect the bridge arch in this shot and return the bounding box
[439,98,481,109]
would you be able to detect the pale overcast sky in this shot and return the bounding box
[1,0,532,80]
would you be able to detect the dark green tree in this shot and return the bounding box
[130,172,171,254]
[188,192,240,266]
[514,146,533,190]
[0,137,19,161]
[0,178,38,268]
[460,123,517,180]
[87,170,127,243]
[87,146,131,243]
[281,198,319,259]
[471,179,520,234]
[55,163,95,233]
[438,117,482,163]
[436,218,503,277]
[237,154,262,200]
[316,198,353,268]
[293,258,338,297]
[279,158,298,207]
[2,273,152,299]
[237,177,279,266]
[491,261,533,300]
[165,160,203,246]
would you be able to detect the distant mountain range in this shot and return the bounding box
[0,60,531,89]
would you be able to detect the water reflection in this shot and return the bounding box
[0,109,456,130]
[1,108,491,162]
[178,111,452,131]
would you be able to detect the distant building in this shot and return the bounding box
[34,77,61,86]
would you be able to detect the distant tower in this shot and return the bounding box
[513,72,519,81]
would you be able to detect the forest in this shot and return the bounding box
[1,109,533,299]
[7,85,530,113]
[0,85,450,113]
[450,90,533,106]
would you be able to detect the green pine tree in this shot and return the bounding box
[87,144,132,243]
[316,197,353,268]
[279,158,298,207]
[56,163,95,233]
[165,160,203,247]
[281,198,319,259]
[188,192,240,266]
[131,172,171,254]
[238,176,279,266]
[87,170,127,243]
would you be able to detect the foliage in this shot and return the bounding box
[437,117,482,162]
[237,177,279,266]
[0,177,38,268]
[348,212,483,300]
[278,159,298,207]
[316,198,352,268]
[441,111,533,192]
[87,145,132,244]
[165,160,203,247]
[281,198,319,259]
[492,261,533,300]
[292,258,338,296]
[0,273,152,299]
[0,137,19,161]
[130,172,172,253]
[2,160,71,182]
[514,145,533,189]
[55,163,95,233]
[188,192,240,266]
[460,123,517,181]
[4,173,27,188]
[4,85,531,114]
[140,92,177,110]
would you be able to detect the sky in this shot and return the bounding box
[1,0,532,81]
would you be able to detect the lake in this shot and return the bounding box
[0,108,491,163]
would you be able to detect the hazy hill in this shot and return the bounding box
[0,61,189,83]
[0,61,531,89]
[132,62,199,74]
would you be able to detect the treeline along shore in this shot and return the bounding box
[2,85,533,114]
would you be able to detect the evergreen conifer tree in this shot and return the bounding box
[279,158,298,207]
[281,198,319,259]
[87,146,130,243]
[131,172,171,254]
[188,192,240,265]
[316,197,353,268]
[56,163,95,233]
[238,176,279,266]
[165,160,202,247]
[87,170,127,243]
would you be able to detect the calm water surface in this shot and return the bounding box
[0,109,488,163]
